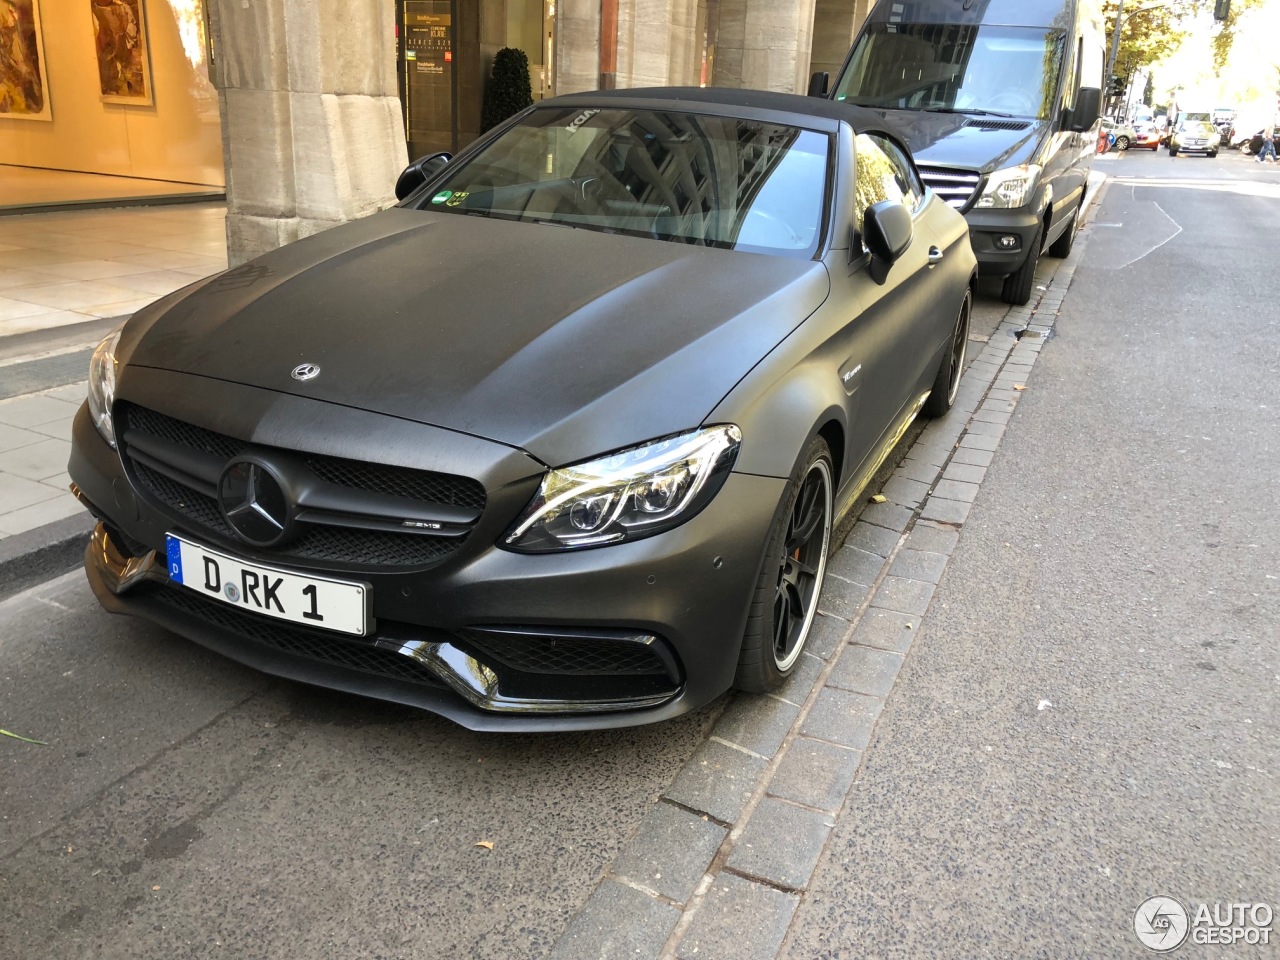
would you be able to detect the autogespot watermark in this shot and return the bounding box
[1134,896,1274,951]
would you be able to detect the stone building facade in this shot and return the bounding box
[211,0,875,264]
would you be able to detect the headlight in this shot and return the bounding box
[87,329,122,447]
[504,425,742,552]
[975,163,1041,209]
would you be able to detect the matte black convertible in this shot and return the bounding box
[70,88,976,731]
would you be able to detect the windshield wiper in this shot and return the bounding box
[920,107,1018,119]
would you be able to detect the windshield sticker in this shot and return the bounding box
[444,191,469,207]
[430,190,453,204]
[565,108,601,135]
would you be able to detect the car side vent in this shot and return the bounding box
[963,118,1031,132]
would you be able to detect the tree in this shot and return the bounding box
[1104,1,1188,72]
[1104,0,1265,73]
[1144,73,1155,106]
[481,48,534,133]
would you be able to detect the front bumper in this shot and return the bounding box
[963,206,1043,277]
[70,391,787,732]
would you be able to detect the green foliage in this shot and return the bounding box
[1144,73,1155,105]
[1211,0,1268,72]
[1104,0,1188,72]
[482,48,534,133]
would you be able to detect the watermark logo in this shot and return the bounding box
[1134,897,1274,951]
[1134,897,1190,952]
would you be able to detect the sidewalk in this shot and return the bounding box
[0,201,227,597]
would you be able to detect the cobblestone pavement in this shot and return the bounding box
[548,226,1089,960]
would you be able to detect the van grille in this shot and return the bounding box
[919,165,983,212]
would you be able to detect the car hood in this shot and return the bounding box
[123,208,830,467]
[877,108,1044,172]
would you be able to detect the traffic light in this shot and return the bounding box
[1108,75,1127,97]
[1214,0,1230,21]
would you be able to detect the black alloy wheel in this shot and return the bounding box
[735,438,834,692]
[924,290,971,417]
[772,458,833,672]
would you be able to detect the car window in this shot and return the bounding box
[853,133,917,245]
[415,107,833,259]
[868,135,923,212]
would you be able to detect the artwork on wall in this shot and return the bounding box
[90,0,154,105]
[0,0,53,121]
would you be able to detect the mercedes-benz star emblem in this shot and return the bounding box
[218,457,294,547]
[291,362,321,381]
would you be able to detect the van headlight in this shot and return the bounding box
[87,329,122,447]
[975,163,1042,209]
[504,425,742,552]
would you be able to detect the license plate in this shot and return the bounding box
[164,534,370,636]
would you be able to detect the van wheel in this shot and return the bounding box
[924,290,971,418]
[1001,225,1041,305]
[1047,206,1079,259]
[735,438,833,692]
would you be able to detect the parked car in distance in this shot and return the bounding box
[1101,118,1138,151]
[1245,128,1280,155]
[1169,120,1220,157]
[1133,120,1162,150]
[68,87,979,732]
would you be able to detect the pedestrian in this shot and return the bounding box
[1258,123,1277,163]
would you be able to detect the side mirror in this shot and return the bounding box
[395,151,452,201]
[1069,87,1102,132]
[862,200,913,281]
[807,71,829,98]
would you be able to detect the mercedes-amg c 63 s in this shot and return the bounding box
[69,88,976,730]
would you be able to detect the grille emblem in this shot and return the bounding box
[291,363,321,381]
[218,457,295,547]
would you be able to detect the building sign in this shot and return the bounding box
[401,1,455,155]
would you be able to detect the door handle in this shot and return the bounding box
[928,246,944,266]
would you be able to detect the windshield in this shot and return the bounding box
[413,107,831,259]
[834,23,1066,120]
[1181,122,1216,136]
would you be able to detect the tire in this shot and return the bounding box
[1047,204,1078,259]
[1115,136,1130,150]
[1209,150,1218,158]
[735,438,834,692]
[924,289,971,418]
[1001,224,1041,306]
[1169,146,1178,157]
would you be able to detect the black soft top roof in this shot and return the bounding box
[544,86,892,136]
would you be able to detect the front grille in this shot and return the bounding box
[118,403,485,571]
[462,630,672,677]
[919,164,982,211]
[146,583,447,688]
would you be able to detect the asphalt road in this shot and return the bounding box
[783,148,1280,956]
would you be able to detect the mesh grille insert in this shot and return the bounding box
[147,584,447,689]
[118,403,485,571]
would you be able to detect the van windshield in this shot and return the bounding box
[834,23,1066,121]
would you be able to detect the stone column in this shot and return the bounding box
[810,0,861,86]
[712,0,818,94]
[555,0,603,95]
[613,0,700,88]
[211,0,408,266]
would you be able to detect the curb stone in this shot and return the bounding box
[0,512,93,604]
[549,213,1096,960]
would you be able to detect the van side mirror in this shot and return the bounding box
[807,71,829,98]
[1069,88,1102,132]
[395,152,452,201]
[862,200,913,282]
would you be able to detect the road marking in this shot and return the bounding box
[1114,200,1183,270]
